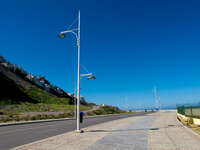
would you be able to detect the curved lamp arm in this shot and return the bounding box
[59,29,78,40]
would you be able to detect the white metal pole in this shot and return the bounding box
[77,10,81,131]
[153,86,157,110]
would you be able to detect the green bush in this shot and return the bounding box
[92,106,125,115]
[86,111,95,116]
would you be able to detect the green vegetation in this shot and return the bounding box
[0,71,94,123]
[0,103,91,115]
[24,86,73,104]
[0,72,36,105]
[86,106,126,116]
[0,112,75,123]
[0,103,92,123]
[0,65,126,123]
[0,105,126,123]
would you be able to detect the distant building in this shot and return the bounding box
[25,74,34,81]
[33,77,45,88]
[10,64,18,72]
[44,84,51,92]
[0,55,72,98]
[1,62,9,68]
[54,87,63,94]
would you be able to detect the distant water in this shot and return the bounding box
[123,106,176,111]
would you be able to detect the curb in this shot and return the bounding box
[0,112,136,127]
[176,115,200,139]
[0,117,74,127]
[0,112,153,127]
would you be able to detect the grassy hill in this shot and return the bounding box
[0,64,92,122]
[0,69,73,105]
[0,72,36,105]
[0,57,126,123]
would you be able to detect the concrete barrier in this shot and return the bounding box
[193,118,200,125]
[177,113,188,121]
[177,113,200,126]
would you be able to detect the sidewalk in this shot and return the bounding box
[149,111,200,150]
[12,111,200,150]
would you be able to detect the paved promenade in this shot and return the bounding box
[12,111,200,150]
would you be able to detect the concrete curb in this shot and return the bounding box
[0,113,134,127]
[176,115,200,139]
[0,117,74,127]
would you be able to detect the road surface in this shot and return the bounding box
[0,112,151,150]
[12,111,200,150]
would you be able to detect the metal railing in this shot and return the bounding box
[177,104,200,118]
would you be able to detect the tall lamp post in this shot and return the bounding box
[59,10,95,132]
[59,10,81,132]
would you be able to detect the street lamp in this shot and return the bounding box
[59,10,81,132]
[80,73,96,80]
[59,10,95,133]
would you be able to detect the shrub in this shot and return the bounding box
[187,117,194,125]
[91,106,125,115]
[86,112,95,116]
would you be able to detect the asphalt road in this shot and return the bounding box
[0,112,152,150]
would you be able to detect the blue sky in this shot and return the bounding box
[1,0,200,109]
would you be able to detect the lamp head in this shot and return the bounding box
[88,76,96,80]
[59,32,66,38]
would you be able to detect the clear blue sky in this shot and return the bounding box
[1,0,200,109]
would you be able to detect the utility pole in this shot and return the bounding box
[59,10,95,133]
[153,86,160,110]
[77,10,81,132]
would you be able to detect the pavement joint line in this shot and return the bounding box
[176,115,200,139]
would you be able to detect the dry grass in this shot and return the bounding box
[189,124,200,135]
[177,115,200,135]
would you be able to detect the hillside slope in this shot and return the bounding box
[0,71,36,104]
[0,64,73,105]
[0,56,126,123]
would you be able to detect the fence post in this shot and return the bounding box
[190,106,193,117]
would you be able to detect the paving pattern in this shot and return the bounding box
[148,111,200,150]
[0,112,149,150]
[86,116,157,150]
[12,111,200,150]
[12,115,144,150]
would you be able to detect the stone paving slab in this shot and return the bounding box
[86,115,157,150]
[148,111,200,150]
